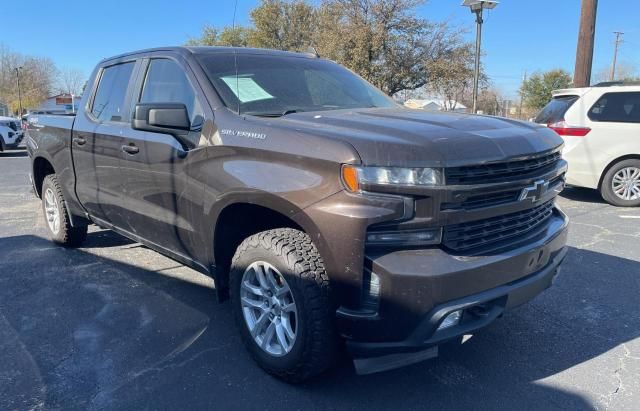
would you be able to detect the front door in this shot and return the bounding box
[120,57,207,260]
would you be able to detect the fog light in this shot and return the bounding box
[437,310,462,331]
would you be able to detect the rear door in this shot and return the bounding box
[72,60,138,228]
[119,55,208,259]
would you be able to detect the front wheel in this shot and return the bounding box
[41,174,87,246]
[230,228,336,382]
[600,159,640,207]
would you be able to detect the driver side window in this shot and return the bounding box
[140,58,203,125]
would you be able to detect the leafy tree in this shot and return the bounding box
[188,0,473,96]
[520,69,572,111]
[186,25,250,47]
[248,0,315,51]
[314,0,466,95]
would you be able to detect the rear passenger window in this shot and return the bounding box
[140,59,199,123]
[588,92,640,123]
[91,62,135,122]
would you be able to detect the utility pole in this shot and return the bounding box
[573,0,598,87]
[610,31,624,81]
[15,67,23,117]
[518,70,527,119]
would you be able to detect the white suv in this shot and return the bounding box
[0,116,24,152]
[535,83,640,206]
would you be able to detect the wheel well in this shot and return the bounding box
[213,203,303,299]
[598,154,640,190]
[33,157,55,197]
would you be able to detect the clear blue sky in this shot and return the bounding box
[4,0,638,98]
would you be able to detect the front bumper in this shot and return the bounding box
[337,207,569,359]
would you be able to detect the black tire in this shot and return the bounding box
[230,228,336,383]
[600,159,640,207]
[41,174,87,246]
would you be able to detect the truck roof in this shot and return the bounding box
[100,46,316,65]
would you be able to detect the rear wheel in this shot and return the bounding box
[41,174,87,246]
[600,159,640,207]
[230,228,336,383]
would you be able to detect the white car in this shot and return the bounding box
[535,83,640,206]
[0,116,24,152]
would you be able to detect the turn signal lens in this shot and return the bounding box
[341,165,360,192]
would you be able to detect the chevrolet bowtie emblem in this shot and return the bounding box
[519,179,550,202]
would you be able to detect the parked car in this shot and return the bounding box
[27,46,569,382]
[0,116,24,151]
[535,82,640,206]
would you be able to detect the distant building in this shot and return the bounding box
[0,102,9,117]
[404,98,468,113]
[33,93,80,114]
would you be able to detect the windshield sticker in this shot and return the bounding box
[220,76,274,103]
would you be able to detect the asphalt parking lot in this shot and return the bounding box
[1,148,639,410]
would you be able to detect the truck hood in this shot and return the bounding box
[280,107,563,167]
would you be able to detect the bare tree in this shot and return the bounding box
[57,67,86,96]
[0,44,58,114]
[593,61,640,83]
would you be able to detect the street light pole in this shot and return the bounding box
[15,67,23,117]
[472,7,483,114]
[462,1,498,114]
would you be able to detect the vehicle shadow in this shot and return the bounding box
[1,234,636,410]
[82,228,137,248]
[560,186,606,204]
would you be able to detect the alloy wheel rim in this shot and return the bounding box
[611,167,640,201]
[44,188,61,234]
[240,261,297,357]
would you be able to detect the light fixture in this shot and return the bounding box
[461,1,499,114]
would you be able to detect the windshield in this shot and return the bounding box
[197,53,396,116]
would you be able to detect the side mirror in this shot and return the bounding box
[132,103,191,137]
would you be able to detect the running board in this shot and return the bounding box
[353,346,438,375]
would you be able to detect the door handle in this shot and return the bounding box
[72,136,86,145]
[121,144,139,155]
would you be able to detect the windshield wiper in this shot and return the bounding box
[244,109,300,118]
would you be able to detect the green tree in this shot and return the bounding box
[315,0,465,95]
[186,25,250,47]
[520,69,573,111]
[248,0,315,51]
[188,0,472,96]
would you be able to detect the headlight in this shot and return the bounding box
[341,165,443,193]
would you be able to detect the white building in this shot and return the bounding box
[404,98,468,113]
[32,93,80,114]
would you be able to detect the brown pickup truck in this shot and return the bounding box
[27,46,568,382]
